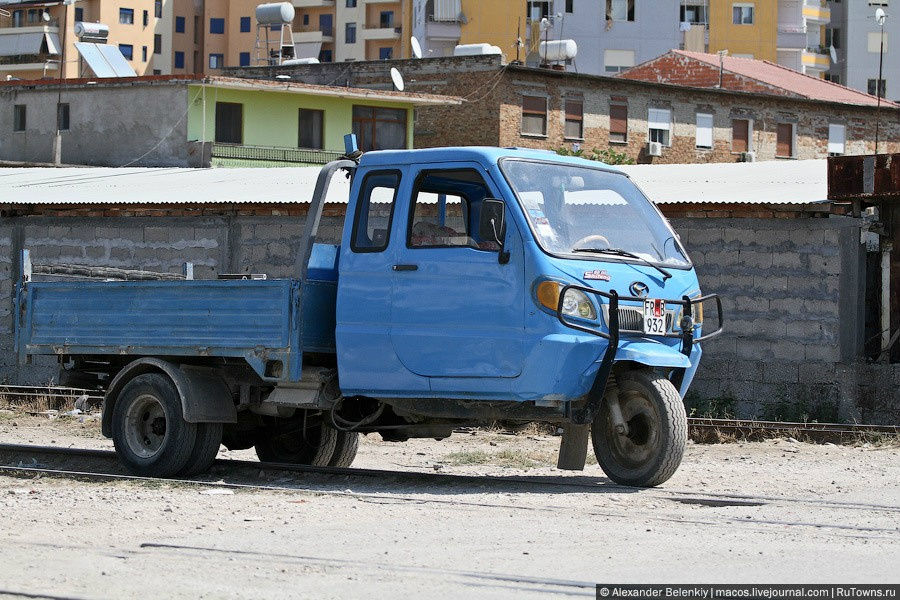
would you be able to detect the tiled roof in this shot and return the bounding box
[671,50,896,108]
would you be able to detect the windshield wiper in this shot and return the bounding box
[571,247,672,281]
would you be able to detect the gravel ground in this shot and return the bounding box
[0,412,898,599]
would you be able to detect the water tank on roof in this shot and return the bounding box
[453,43,502,57]
[255,2,294,25]
[539,39,577,62]
[74,21,109,40]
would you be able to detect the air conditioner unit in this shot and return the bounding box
[647,141,663,157]
[740,151,756,162]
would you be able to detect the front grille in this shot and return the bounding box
[603,305,675,333]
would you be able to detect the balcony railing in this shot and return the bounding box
[210,144,343,166]
[1,17,60,28]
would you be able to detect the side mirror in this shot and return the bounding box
[478,198,510,264]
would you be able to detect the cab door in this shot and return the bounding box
[389,164,525,379]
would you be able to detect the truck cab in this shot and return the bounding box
[15,146,722,487]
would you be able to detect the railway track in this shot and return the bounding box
[687,417,900,442]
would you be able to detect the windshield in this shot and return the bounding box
[502,160,691,268]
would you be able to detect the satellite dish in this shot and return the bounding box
[390,67,404,91]
[275,74,291,80]
[411,36,423,59]
[875,7,887,25]
[829,45,838,63]
[42,11,51,22]
[540,17,550,31]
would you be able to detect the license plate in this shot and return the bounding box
[643,299,666,335]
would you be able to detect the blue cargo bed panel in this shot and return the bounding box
[16,279,314,382]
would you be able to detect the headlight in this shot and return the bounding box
[689,293,704,325]
[535,281,597,320]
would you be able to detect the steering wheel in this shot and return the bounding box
[571,234,611,250]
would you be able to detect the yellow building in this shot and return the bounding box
[458,0,526,62]
[708,0,830,77]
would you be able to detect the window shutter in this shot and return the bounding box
[732,119,749,152]
[522,95,546,114]
[828,123,845,154]
[565,99,583,120]
[696,113,713,148]
[610,104,628,135]
[648,108,671,132]
[776,123,793,157]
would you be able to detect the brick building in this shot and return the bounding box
[228,53,900,164]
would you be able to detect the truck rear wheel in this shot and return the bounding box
[255,415,337,466]
[111,373,197,477]
[179,423,223,477]
[591,369,686,487]
[328,430,359,467]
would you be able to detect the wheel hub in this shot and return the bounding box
[124,394,167,458]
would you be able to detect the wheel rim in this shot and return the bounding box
[604,387,661,470]
[124,393,167,459]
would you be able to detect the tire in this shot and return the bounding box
[255,414,338,466]
[591,368,686,487]
[179,422,223,477]
[111,373,197,477]
[328,430,359,467]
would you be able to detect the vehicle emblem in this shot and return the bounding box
[630,281,650,297]
[584,269,610,282]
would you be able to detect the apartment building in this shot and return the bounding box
[0,0,173,79]
[828,0,895,99]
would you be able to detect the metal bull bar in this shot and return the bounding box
[556,285,725,425]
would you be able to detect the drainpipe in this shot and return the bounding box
[882,242,893,362]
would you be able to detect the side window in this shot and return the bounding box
[408,169,501,251]
[351,171,400,252]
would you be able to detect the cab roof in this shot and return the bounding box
[356,146,624,173]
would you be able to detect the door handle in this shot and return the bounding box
[392,264,418,271]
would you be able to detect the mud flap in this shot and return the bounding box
[556,422,590,471]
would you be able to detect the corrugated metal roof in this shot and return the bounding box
[0,158,827,206]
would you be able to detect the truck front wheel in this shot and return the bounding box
[111,373,197,477]
[591,369,686,487]
[255,414,337,466]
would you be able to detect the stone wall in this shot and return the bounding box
[2,209,897,424]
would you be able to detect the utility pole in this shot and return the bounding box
[874,8,886,154]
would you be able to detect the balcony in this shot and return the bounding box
[291,0,334,6]
[363,24,401,40]
[0,53,58,74]
[802,1,830,24]
[777,28,807,49]
[801,47,829,70]
[293,25,334,43]
[209,144,343,168]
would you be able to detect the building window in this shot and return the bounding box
[528,1,550,21]
[608,0,635,21]
[867,31,887,53]
[319,48,333,62]
[119,44,134,60]
[648,108,672,146]
[298,109,324,149]
[175,16,185,32]
[732,118,750,152]
[379,47,393,59]
[119,8,134,24]
[352,106,407,150]
[379,11,394,27]
[521,95,547,136]
[210,18,225,34]
[604,49,635,73]
[319,14,332,35]
[776,122,794,158]
[74,6,83,21]
[302,14,309,25]
[732,3,754,24]
[142,46,147,61]
[153,69,161,75]
[240,16,251,32]
[680,4,708,24]
[209,53,224,69]
[57,103,69,131]
[194,16,200,43]
[174,51,185,69]
[828,123,846,156]
[142,10,148,26]
[215,102,243,144]
[154,0,161,18]
[235,51,248,66]
[868,78,887,97]
[351,171,399,253]
[13,105,26,132]
[609,103,628,143]
[565,0,574,12]
[825,72,841,84]
[825,27,840,50]
[695,112,713,149]
[153,34,161,54]
[345,22,356,43]
[564,98,583,139]
[346,0,357,6]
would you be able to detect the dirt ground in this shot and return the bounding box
[0,411,898,599]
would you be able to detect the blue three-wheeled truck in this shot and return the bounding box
[15,144,722,487]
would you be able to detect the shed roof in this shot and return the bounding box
[0,158,827,207]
